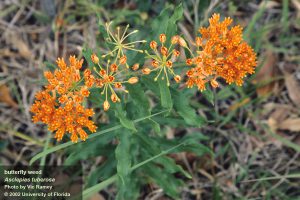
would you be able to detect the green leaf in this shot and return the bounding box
[83,142,185,199]
[203,89,214,105]
[88,88,103,107]
[115,131,132,184]
[127,84,150,115]
[158,78,173,110]
[151,3,183,41]
[29,110,167,165]
[86,155,116,188]
[166,3,183,37]
[156,156,191,179]
[82,48,94,68]
[176,143,212,157]
[172,88,205,127]
[148,118,161,134]
[116,175,139,200]
[114,103,137,132]
[136,133,191,178]
[64,143,114,165]
[143,163,183,199]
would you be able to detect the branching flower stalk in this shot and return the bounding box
[90,53,138,111]
[103,22,146,67]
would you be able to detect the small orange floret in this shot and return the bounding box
[132,63,139,71]
[91,53,99,64]
[160,46,168,56]
[159,34,166,43]
[150,41,157,49]
[120,55,127,64]
[142,68,151,75]
[128,77,138,84]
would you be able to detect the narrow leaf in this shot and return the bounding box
[115,131,131,184]
[158,78,173,110]
[114,103,137,132]
[172,88,206,127]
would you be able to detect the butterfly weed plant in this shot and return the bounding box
[30,5,257,200]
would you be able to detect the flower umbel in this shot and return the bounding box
[143,34,184,86]
[186,13,257,91]
[93,55,139,111]
[30,56,97,143]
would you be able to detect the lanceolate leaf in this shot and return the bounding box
[82,48,94,69]
[166,3,183,37]
[172,88,206,127]
[158,78,173,110]
[114,103,137,132]
[127,84,150,115]
[203,88,214,105]
[115,131,131,185]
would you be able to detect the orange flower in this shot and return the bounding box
[186,13,257,90]
[31,56,97,143]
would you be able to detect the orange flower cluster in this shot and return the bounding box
[186,13,257,90]
[92,54,139,111]
[30,56,97,143]
[143,34,187,86]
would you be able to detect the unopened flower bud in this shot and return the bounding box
[173,50,180,57]
[142,68,151,75]
[186,58,193,65]
[100,69,106,76]
[119,55,127,64]
[159,34,166,43]
[210,79,219,88]
[132,63,139,71]
[128,77,139,84]
[160,46,168,56]
[171,35,179,44]
[110,63,118,72]
[150,41,157,49]
[108,75,115,82]
[111,94,119,103]
[178,37,187,47]
[103,100,110,111]
[166,61,172,68]
[152,60,159,68]
[114,82,122,88]
[174,75,181,83]
[91,53,99,64]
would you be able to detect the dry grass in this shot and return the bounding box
[0,0,299,199]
